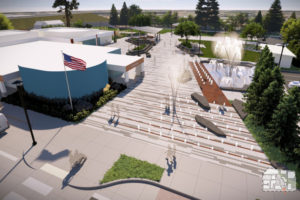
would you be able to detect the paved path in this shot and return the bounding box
[0,33,299,200]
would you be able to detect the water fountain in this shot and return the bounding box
[205,33,255,89]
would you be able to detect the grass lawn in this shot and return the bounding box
[178,39,260,62]
[10,13,108,30]
[133,44,146,51]
[159,28,172,34]
[100,154,164,184]
[244,115,300,188]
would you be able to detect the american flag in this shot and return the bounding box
[63,53,86,71]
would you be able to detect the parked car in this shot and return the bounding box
[0,113,9,133]
[288,81,300,88]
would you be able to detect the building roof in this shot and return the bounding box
[260,44,296,57]
[34,20,64,26]
[130,26,162,34]
[32,27,114,42]
[0,30,39,47]
[0,41,141,77]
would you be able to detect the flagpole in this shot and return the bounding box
[61,51,73,111]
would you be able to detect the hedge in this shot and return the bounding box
[2,82,126,122]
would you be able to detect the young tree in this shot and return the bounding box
[0,13,13,30]
[241,22,265,41]
[290,11,297,19]
[254,10,263,25]
[195,0,208,28]
[263,0,284,33]
[119,2,129,25]
[174,21,199,44]
[109,4,118,26]
[52,0,79,27]
[206,0,220,30]
[128,4,142,19]
[188,15,195,22]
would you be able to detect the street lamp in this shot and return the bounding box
[278,42,287,67]
[12,80,37,146]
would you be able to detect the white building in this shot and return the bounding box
[32,27,114,46]
[33,20,64,29]
[260,44,296,68]
[0,27,114,47]
[0,41,143,98]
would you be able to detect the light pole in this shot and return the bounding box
[13,80,37,146]
[278,42,286,67]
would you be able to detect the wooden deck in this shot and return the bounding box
[189,61,231,106]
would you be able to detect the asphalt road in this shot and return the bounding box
[281,71,300,87]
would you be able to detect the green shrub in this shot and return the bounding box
[100,154,164,184]
[2,83,125,122]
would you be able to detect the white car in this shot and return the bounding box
[0,113,9,133]
[288,81,300,88]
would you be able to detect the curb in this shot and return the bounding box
[68,178,200,200]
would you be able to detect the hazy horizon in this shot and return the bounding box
[1,0,300,12]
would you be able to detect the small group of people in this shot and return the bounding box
[165,144,177,176]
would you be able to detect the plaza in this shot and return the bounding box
[0,32,299,200]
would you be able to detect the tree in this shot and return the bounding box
[244,46,284,125]
[172,12,179,24]
[128,14,151,26]
[52,0,79,27]
[290,11,296,19]
[281,18,300,66]
[263,0,284,33]
[119,2,129,25]
[235,13,249,29]
[241,22,265,41]
[187,15,195,22]
[174,21,199,44]
[109,4,118,26]
[0,13,13,30]
[162,11,173,27]
[206,0,220,30]
[128,4,142,19]
[254,10,263,25]
[267,92,299,154]
[195,0,208,28]
[254,66,284,125]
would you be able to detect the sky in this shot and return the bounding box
[0,0,300,12]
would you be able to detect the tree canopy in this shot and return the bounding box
[119,2,129,25]
[195,0,220,30]
[109,4,118,26]
[0,13,13,30]
[263,0,284,33]
[254,10,263,25]
[241,22,265,40]
[128,14,151,26]
[281,18,300,66]
[290,11,296,20]
[244,46,284,126]
[128,4,142,19]
[52,0,79,27]
[174,21,199,44]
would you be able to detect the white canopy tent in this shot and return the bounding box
[260,44,296,68]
